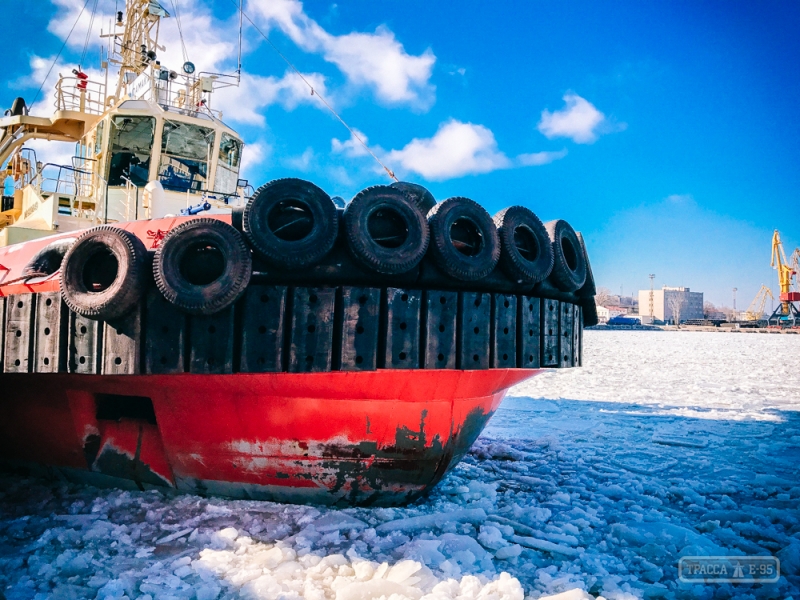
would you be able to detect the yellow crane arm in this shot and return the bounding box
[744,285,774,321]
[771,230,794,295]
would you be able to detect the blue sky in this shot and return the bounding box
[3,0,798,309]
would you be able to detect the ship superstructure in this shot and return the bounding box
[0,0,246,247]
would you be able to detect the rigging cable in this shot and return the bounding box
[229,0,397,182]
[237,0,243,78]
[31,0,92,107]
[80,0,101,67]
[169,0,190,64]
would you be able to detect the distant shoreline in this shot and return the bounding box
[589,324,799,334]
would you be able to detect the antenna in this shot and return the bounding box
[237,0,243,81]
[649,274,655,321]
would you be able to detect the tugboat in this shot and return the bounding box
[0,0,598,506]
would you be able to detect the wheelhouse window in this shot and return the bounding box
[158,119,214,193]
[94,119,105,156]
[215,133,242,195]
[107,116,155,187]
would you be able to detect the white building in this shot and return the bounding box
[596,305,626,323]
[637,286,704,324]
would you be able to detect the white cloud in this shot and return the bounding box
[31,0,331,128]
[155,0,237,73]
[331,128,369,158]
[665,193,696,206]
[374,120,569,181]
[538,93,624,144]
[247,0,435,108]
[14,54,105,118]
[46,0,235,73]
[284,147,316,171]
[240,140,270,180]
[25,138,77,170]
[517,149,568,166]
[385,119,510,181]
[214,69,328,125]
[9,55,62,116]
[47,0,111,55]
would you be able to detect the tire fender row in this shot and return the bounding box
[239,178,589,294]
[28,178,595,352]
[1,288,582,375]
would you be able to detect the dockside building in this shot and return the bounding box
[637,286,703,324]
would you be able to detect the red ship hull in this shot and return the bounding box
[0,368,536,506]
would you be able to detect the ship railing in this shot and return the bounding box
[54,76,107,116]
[35,163,106,223]
[130,72,227,120]
[119,175,142,221]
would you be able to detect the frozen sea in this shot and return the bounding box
[1,330,799,600]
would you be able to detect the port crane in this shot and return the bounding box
[743,285,774,323]
[768,230,800,327]
[791,247,800,292]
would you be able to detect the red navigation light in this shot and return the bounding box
[72,69,89,90]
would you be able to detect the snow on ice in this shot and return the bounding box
[1,330,799,599]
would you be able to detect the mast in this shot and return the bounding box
[108,0,169,100]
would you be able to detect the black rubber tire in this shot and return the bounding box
[582,298,599,327]
[242,178,338,269]
[343,186,429,275]
[60,226,148,321]
[153,218,252,315]
[544,219,587,292]
[390,181,436,214]
[230,205,244,231]
[575,232,596,298]
[493,206,554,285]
[428,197,500,281]
[23,237,76,277]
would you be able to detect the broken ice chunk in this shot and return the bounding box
[494,544,523,560]
[312,513,368,533]
[374,509,486,533]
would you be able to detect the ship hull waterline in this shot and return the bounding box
[0,368,537,506]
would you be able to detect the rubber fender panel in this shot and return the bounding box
[343,185,429,275]
[544,219,587,292]
[390,181,437,215]
[243,178,338,269]
[60,226,148,321]
[154,218,252,315]
[22,237,76,278]
[427,197,500,281]
[493,206,554,285]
